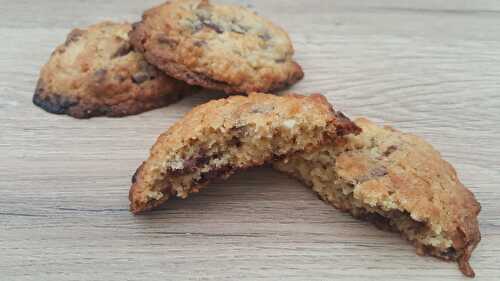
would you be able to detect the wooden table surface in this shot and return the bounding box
[1,0,499,280]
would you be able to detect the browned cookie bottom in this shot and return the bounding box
[33,80,186,119]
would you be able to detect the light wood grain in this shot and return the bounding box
[1,0,499,280]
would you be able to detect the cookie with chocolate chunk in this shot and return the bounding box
[129,0,304,94]
[34,21,192,118]
[274,118,481,277]
[129,92,359,213]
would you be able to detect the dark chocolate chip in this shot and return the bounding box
[138,61,158,78]
[33,84,79,115]
[197,165,233,184]
[160,181,172,194]
[192,22,204,33]
[93,69,107,82]
[194,40,207,47]
[231,24,248,34]
[131,22,141,30]
[228,137,242,147]
[111,42,132,58]
[114,75,127,82]
[371,166,388,177]
[182,158,198,172]
[259,33,272,41]
[272,154,285,161]
[202,20,224,34]
[355,166,388,183]
[275,58,286,63]
[132,72,150,84]
[442,248,457,259]
[64,29,84,46]
[157,35,177,46]
[383,145,398,157]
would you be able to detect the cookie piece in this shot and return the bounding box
[129,0,304,94]
[274,118,481,277]
[34,21,192,118]
[129,92,360,213]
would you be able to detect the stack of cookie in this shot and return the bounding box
[33,0,481,277]
[34,0,303,118]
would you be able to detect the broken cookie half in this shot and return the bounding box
[129,92,360,213]
[274,118,481,277]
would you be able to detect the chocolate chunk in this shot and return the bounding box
[111,42,132,58]
[231,24,248,34]
[160,181,172,193]
[194,40,207,47]
[193,14,225,34]
[182,158,198,172]
[259,33,271,41]
[169,152,220,176]
[192,22,204,33]
[93,69,107,83]
[356,166,388,183]
[442,248,457,259]
[363,212,394,232]
[138,61,158,78]
[203,20,224,34]
[181,154,211,173]
[275,58,286,63]
[132,72,150,84]
[197,165,233,184]
[33,82,79,114]
[64,29,84,46]
[371,166,388,177]
[228,137,242,147]
[384,145,398,157]
[157,35,177,47]
[114,75,127,82]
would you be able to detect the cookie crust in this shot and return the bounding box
[129,92,360,213]
[129,0,304,94]
[274,118,481,277]
[34,21,192,118]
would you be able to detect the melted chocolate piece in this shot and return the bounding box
[384,145,398,157]
[202,20,224,34]
[64,29,84,46]
[93,69,107,83]
[132,72,150,84]
[259,33,271,41]
[112,42,132,58]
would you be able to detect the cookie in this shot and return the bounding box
[34,21,192,118]
[274,118,481,277]
[129,92,360,213]
[129,0,304,94]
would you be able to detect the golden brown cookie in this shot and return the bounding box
[129,0,304,94]
[129,92,360,213]
[33,21,192,118]
[274,118,481,277]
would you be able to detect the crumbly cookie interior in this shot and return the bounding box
[143,120,333,203]
[274,145,459,261]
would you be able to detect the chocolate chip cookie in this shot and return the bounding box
[129,92,360,213]
[129,0,304,94]
[274,118,481,277]
[34,21,192,118]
